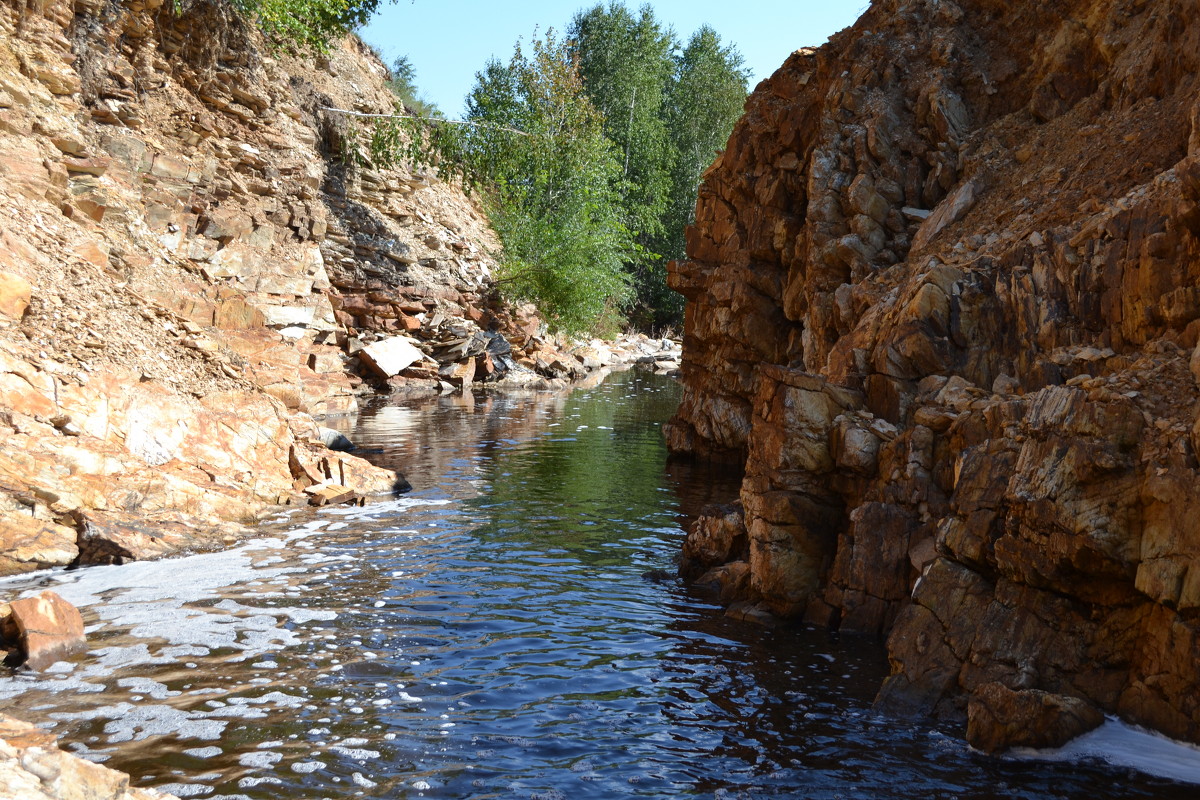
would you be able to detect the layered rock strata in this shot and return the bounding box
[667,0,1200,751]
[0,0,684,579]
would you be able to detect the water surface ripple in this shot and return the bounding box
[1,370,1197,799]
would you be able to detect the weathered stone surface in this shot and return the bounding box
[911,179,979,252]
[667,0,1200,751]
[967,683,1105,754]
[359,336,429,378]
[681,502,747,580]
[7,591,85,671]
[0,515,78,577]
[0,271,31,319]
[74,510,215,566]
[0,714,179,800]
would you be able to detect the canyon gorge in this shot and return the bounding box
[3,0,1200,794]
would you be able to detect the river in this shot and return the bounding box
[1,369,1199,798]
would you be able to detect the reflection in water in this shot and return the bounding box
[0,370,1196,799]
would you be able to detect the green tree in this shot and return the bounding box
[386,55,438,117]
[568,3,675,328]
[450,31,635,334]
[658,25,750,322]
[568,6,748,331]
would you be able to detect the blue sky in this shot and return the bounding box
[359,1,869,116]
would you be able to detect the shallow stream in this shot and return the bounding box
[2,369,1200,798]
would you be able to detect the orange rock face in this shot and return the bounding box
[668,0,1200,749]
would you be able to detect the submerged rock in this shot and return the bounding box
[0,713,179,799]
[318,426,355,452]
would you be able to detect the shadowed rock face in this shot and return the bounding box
[667,0,1200,750]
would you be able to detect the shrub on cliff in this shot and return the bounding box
[226,0,384,52]
[437,31,636,334]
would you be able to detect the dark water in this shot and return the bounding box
[1,369,1198,799]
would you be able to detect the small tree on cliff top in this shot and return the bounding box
[229,0,385,52]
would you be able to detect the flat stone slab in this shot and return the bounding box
[360,336,429,378]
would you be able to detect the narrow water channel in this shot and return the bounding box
[1,369,1198,799]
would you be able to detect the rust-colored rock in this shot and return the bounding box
[7,590,85,671]
[680,502,747,580]
[0,515,78,577]
[967,683,1105,754]
[668,0,1200,749]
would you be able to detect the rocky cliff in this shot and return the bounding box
[0,0,679,580]
[667,0,1200,751]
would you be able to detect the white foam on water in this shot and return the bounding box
[277,607,338,624]
[329,745,381,760]
[232,691,306,708]
[117,677,178,700]
[352,772,378,788]
[321,496,450,518]
[154,783,213,797]
[238,750,283,769]
[291,760,326,773]
[183,746,223,759]
[50,702,229,743]
[1012,718,1200,784]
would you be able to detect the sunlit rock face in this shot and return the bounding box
[668,0,1200,751]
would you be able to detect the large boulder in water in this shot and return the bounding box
[967,682,1104,754]
[4,590,85,671]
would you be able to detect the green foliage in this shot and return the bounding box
[567,4,749,332]
[568,3,675,329]
[337,3,747,335]
[663,25,751,265]
[386,55,440,117]
[231,0,385,52]
[409,30,634,334]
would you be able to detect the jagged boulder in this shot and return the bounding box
[967,683,1105,754]
[3,591,85,671]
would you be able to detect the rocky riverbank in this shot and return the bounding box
[668,0,1200,753]
[0,0,681,582]
[1,713,180,800]
[0,0,683,792]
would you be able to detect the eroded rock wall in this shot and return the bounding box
[668,0,1200,748]
[0,0,518,574]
